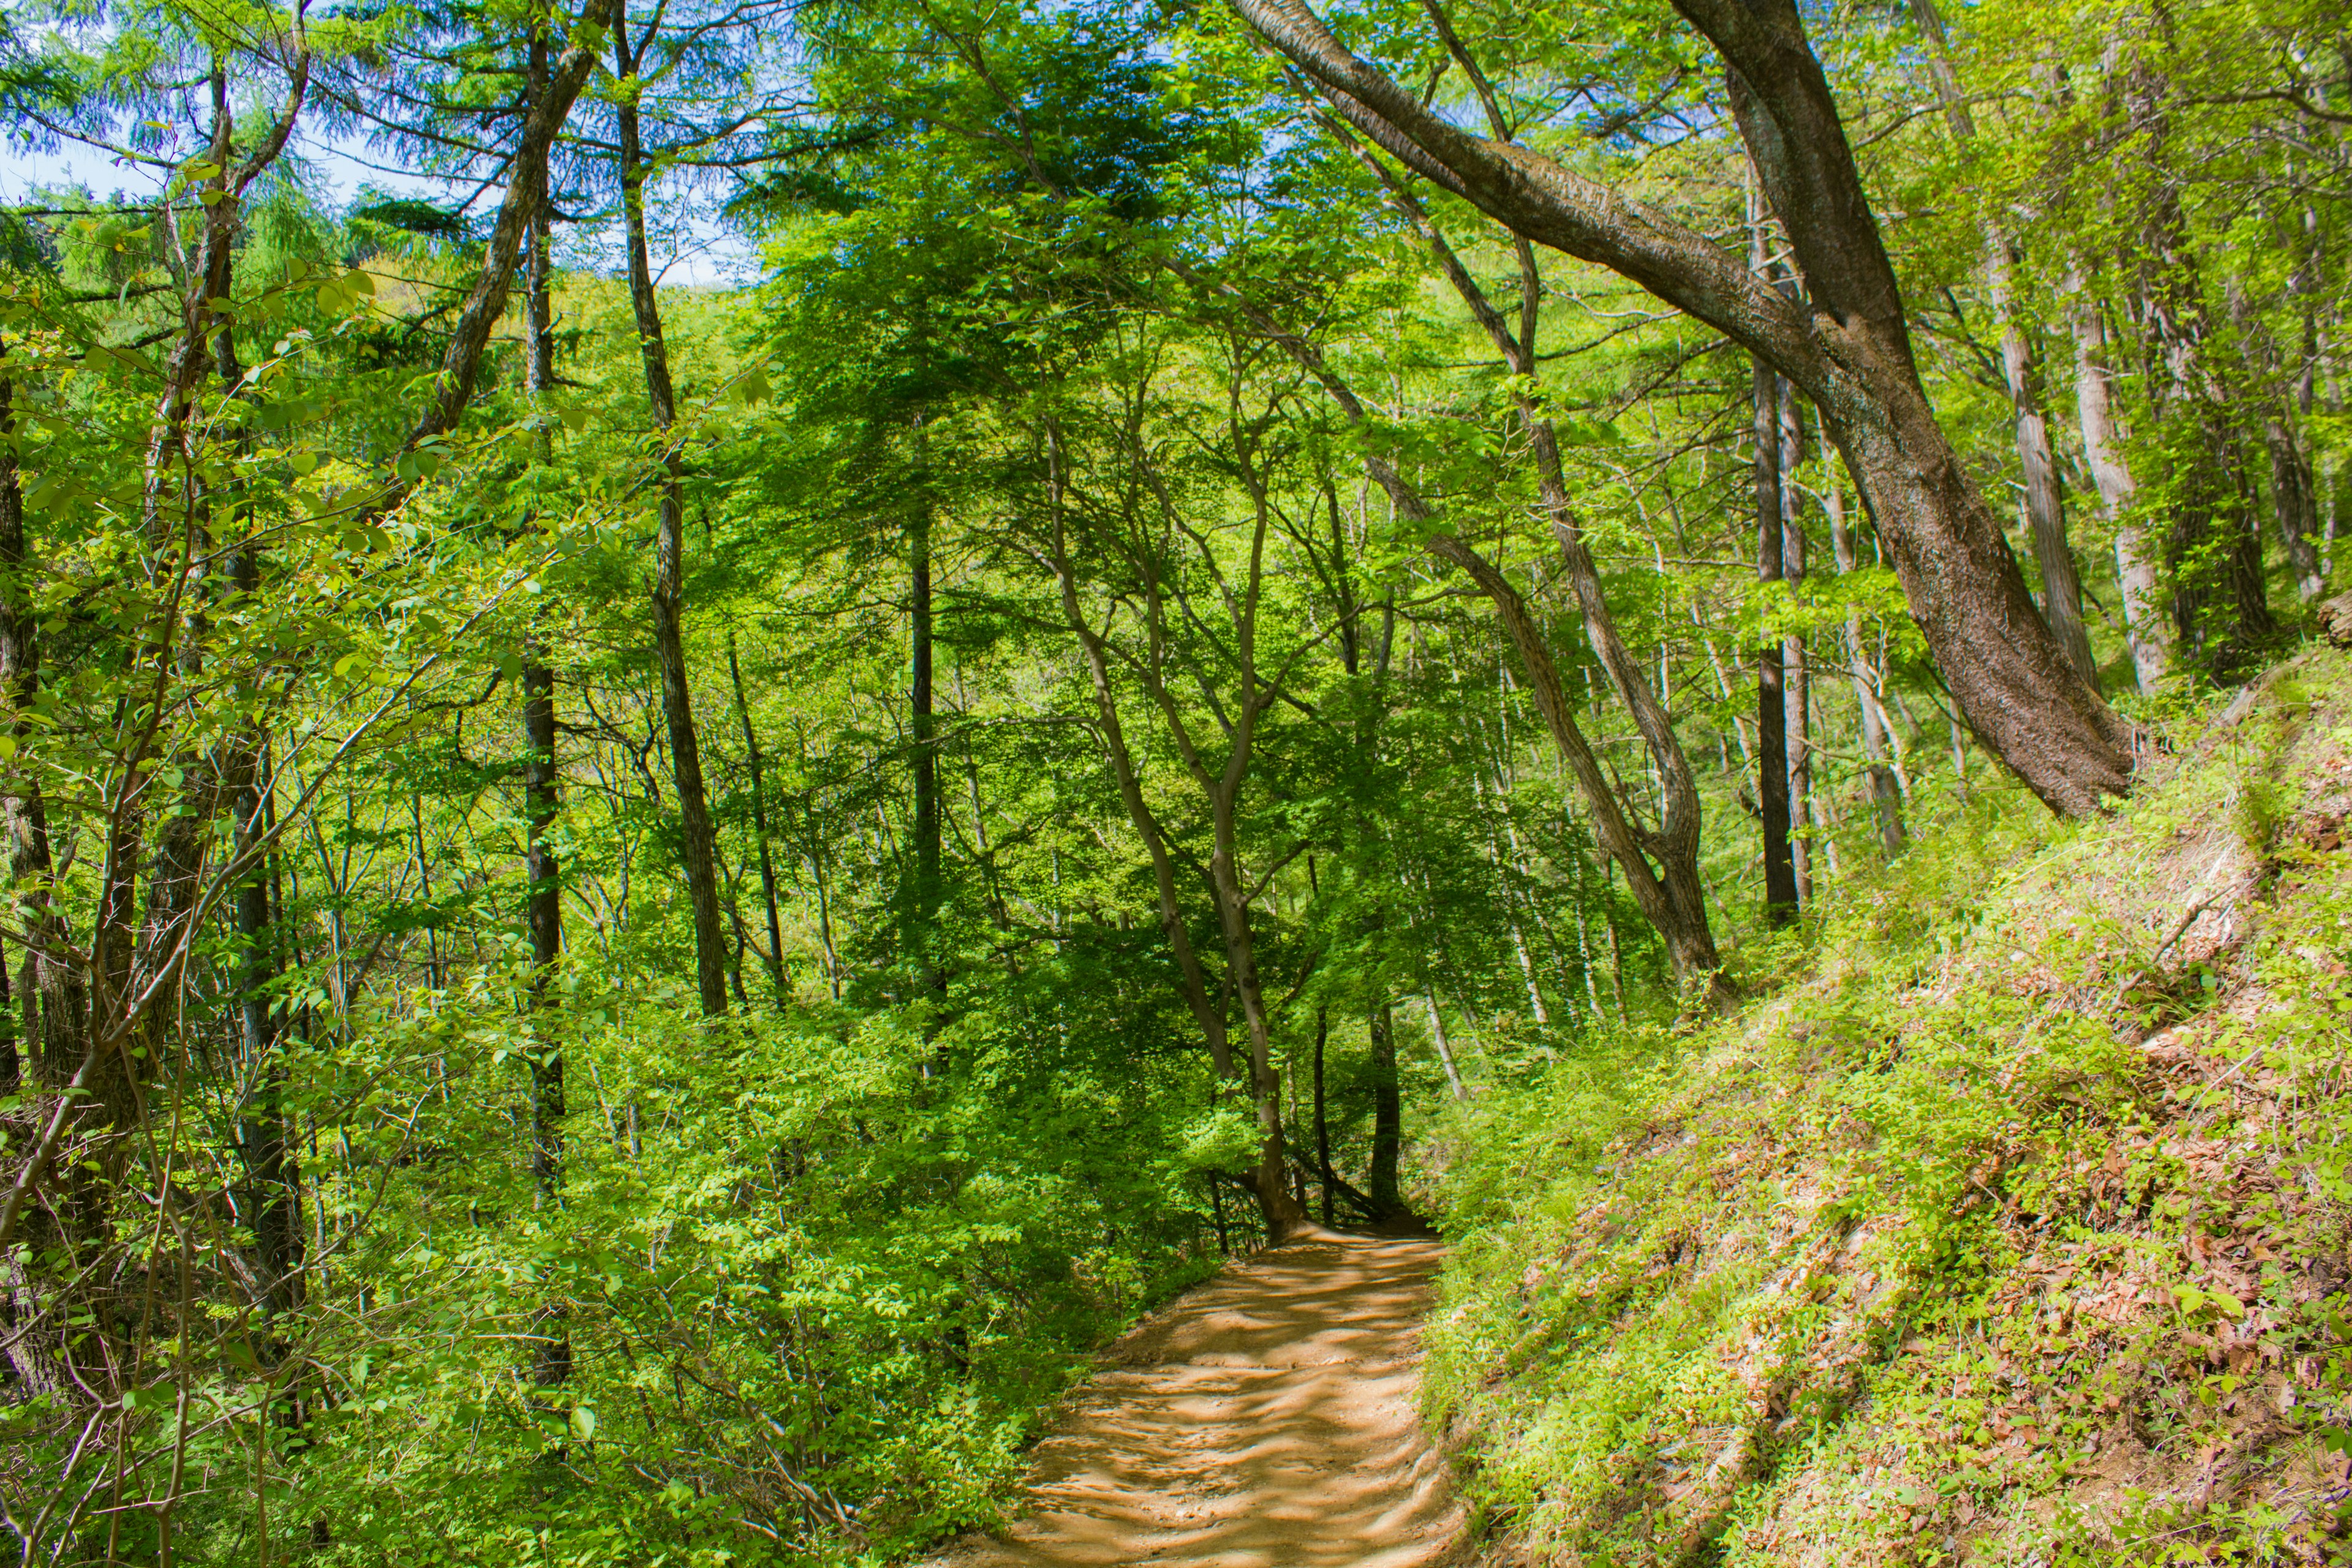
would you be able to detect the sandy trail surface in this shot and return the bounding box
[922,1231,1463,1568]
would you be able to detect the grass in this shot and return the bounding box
[1425,646,2352,1567]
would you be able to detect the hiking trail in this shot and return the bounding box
[921,1231,1464,1568]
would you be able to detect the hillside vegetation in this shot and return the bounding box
[1430,647,2352,1566]
[3,0,2346,1560]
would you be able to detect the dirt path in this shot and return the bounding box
[921,1231,1463,1568]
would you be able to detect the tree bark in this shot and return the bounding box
[1192,241,1726,1003]
[1228,0,2136,814]
[404,0,616,450]
[0,336,78,1403]
[1752,358,1797,924]
[1313,1005,1333,1226]
[907,486,943,1001]
[2067,266,2168,692]
[1778,372,1814,907]
[1825,459,1903,854]
[616,65,728,1016]
[1423,989,1466,1101]
[1368,1001,1400,1218]
[2228,283,2327,601]
[1039,423,1310,1237]
[727,636,790,1008]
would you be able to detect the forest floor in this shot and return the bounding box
[919,1228,1464,1568]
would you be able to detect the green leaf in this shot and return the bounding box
[571,1405,597,1442]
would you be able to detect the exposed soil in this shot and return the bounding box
[922,1230,1464,1568]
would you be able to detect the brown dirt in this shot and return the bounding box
[921,1230,1465,1568]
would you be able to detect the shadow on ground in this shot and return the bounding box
[924,1231,1463,1568]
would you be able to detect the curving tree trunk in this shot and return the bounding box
[1228,0,2137,814]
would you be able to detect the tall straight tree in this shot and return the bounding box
[614,15,728,1016]
[1752,356,1796,924]
[521,51,570,1400]
[1227,0,2139,814]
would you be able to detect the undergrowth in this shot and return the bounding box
[1428,647,2352,1567]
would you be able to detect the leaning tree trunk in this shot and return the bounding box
[0,337,81,1402]
[1195,230,1727,1003]
[1909,0,2100,689]
[1332,104,1726,1001]
[616,75,728,1017]
[1229,0,2136,815]
[1039,424,1303,1237]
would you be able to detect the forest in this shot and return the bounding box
[1,0,2348,1561]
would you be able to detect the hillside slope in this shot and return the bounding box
[1428,647,2352,1566]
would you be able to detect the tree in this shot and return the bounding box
[1225,0,2138,814]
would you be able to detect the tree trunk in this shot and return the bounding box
[0,342,78,1402]
[907,489,943,1001]
[1825,461,1904,854]
[1229,0,2136,813]
[1778,373,1814,906]
[616,81,727,1016]
[2128,62,2273,682]
[1324,149,1726,1003]
[2068,267,2168,692]
[1039,423,1310,1236]
[404,0,614,449]
[1753,358,1798,924]
[726,636,790,1008]
[1368,1001,1400,1219]
[1313,1006,1333,1227]
[1423,989,1466,1101]
[2228,281,2327,601]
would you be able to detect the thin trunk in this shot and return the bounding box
[1423,989,1466,1101]
[1333,153,1724,1003]
[1036,425,1308,1228]
[1779,373,1813,907]
[2068,270,2166,690]
[1368,1002,1400,1218]
[0,341,78,1401]
[2128,62,2272,681]
[1313,1006,1333,1227]
[404,0,612,449]
[1754,357,1797,925]
[1825,456,1904,854]
[726,636,789,1008]
[2228,282,2327,601]
[616,62,726,1016]
[233,726,301,1325]
[908,490,943,1001]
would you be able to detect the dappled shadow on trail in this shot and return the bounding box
[924,1232,1462,1568]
